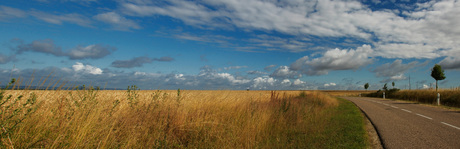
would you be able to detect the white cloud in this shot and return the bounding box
[252,76,276,89]
[30,10,92,27]
[291,44,373,75]
[324,83,336,87]
[216,73,250,85]
[72,62,103,75]
[422,84,429,89]
[293,79,305,86]
[117,0,460,59]
[281,79,291,85]
[93,12,141,31]
[389,74,406,81]
[134,71,162,77]
[224,66,248,70]
[0,5,27,20]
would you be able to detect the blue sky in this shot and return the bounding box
[0,0,459,90]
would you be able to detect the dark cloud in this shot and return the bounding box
[439,57,460,70]
[372,59,418,82]
[111,56,152,68]
[67,44,116,60]
[153,56,174,62]
[269,66,300,79]
[13,39,115,60]
[111,56,174,68]
[372,60,418,77]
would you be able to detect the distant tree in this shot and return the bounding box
[431,64,446,92]
[364,83,369,91]
[392,82,395,89]
[382,83,388,91]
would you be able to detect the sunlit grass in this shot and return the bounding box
[1,79,367,148]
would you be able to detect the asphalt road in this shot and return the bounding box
[344,97,460,149]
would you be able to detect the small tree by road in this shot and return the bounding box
[382,83,388,91]
[364,83,369,91]
[431,64,446,92]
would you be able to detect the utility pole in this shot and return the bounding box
[409,75,411,90]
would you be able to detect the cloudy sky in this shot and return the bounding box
[1,0,459,90]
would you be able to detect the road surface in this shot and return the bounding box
[344,97,460,149]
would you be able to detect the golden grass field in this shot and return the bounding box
[1,87,369,148]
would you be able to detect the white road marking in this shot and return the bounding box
[416,113,433,120]
[391,105,398,109]
[441,122,460,130]
[401,109,412,113]
[383,103,390,106]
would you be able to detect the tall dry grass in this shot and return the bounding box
[1,86,340,148]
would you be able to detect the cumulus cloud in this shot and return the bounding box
[293,79,305,86]
[111,56,174,68]
[291,45,373,76]
[116,0,460,59]
[252,76,277,90]
[72,62,103,75]
[0,64,331,90]
[93,12,141,31]
[13,39,115,60]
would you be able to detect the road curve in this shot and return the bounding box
[343,97,460,149]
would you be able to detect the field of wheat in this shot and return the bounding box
[1,84,367,148]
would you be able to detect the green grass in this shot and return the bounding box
[306,97,368,149]
[323,98,368,148]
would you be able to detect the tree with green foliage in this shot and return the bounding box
[392,81,395,89]
[431,64,446,92]
[364,83,369,91]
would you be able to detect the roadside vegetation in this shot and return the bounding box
[365,64,460,108]
[365,89,460,108]
[1,78,367,148]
